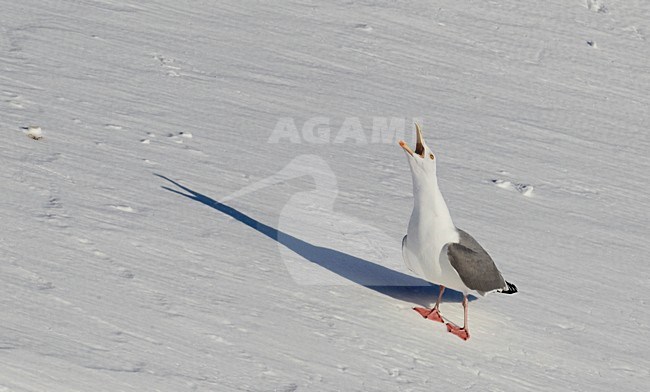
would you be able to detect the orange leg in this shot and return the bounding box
[446,295,470,341]
[413,286,445,323]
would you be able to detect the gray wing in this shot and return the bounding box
[447,229,506,294]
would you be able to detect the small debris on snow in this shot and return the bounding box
[24,125,43,140]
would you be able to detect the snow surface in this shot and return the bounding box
[2,0,650,391]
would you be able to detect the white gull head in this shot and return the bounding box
[398,123,439,191]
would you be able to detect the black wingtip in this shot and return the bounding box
[500,281,518,294]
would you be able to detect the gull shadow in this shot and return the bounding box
[157,174,467,306]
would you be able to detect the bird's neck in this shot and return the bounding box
[410,177,456,236]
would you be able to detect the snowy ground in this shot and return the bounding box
[1,0,649,391]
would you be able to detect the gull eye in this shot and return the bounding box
[429,153,435,160]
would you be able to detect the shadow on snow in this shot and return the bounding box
[157,174,468,306]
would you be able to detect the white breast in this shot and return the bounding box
[402,229,472,294]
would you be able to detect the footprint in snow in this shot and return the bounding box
[354,23,373,32]
[36,280,55,291]
[3,91,28,109]
[93,250,110,260]
[585,0,607,13]
[275,383,298,392]
[491,178,534,197]
[112,205,135,213]
[118,269,135,279]
[166,131,193,144]
[154,54,181,77]
[140,132,157,144]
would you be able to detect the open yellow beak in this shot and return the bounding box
[398,123,425,158]
[399,140,414,156]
